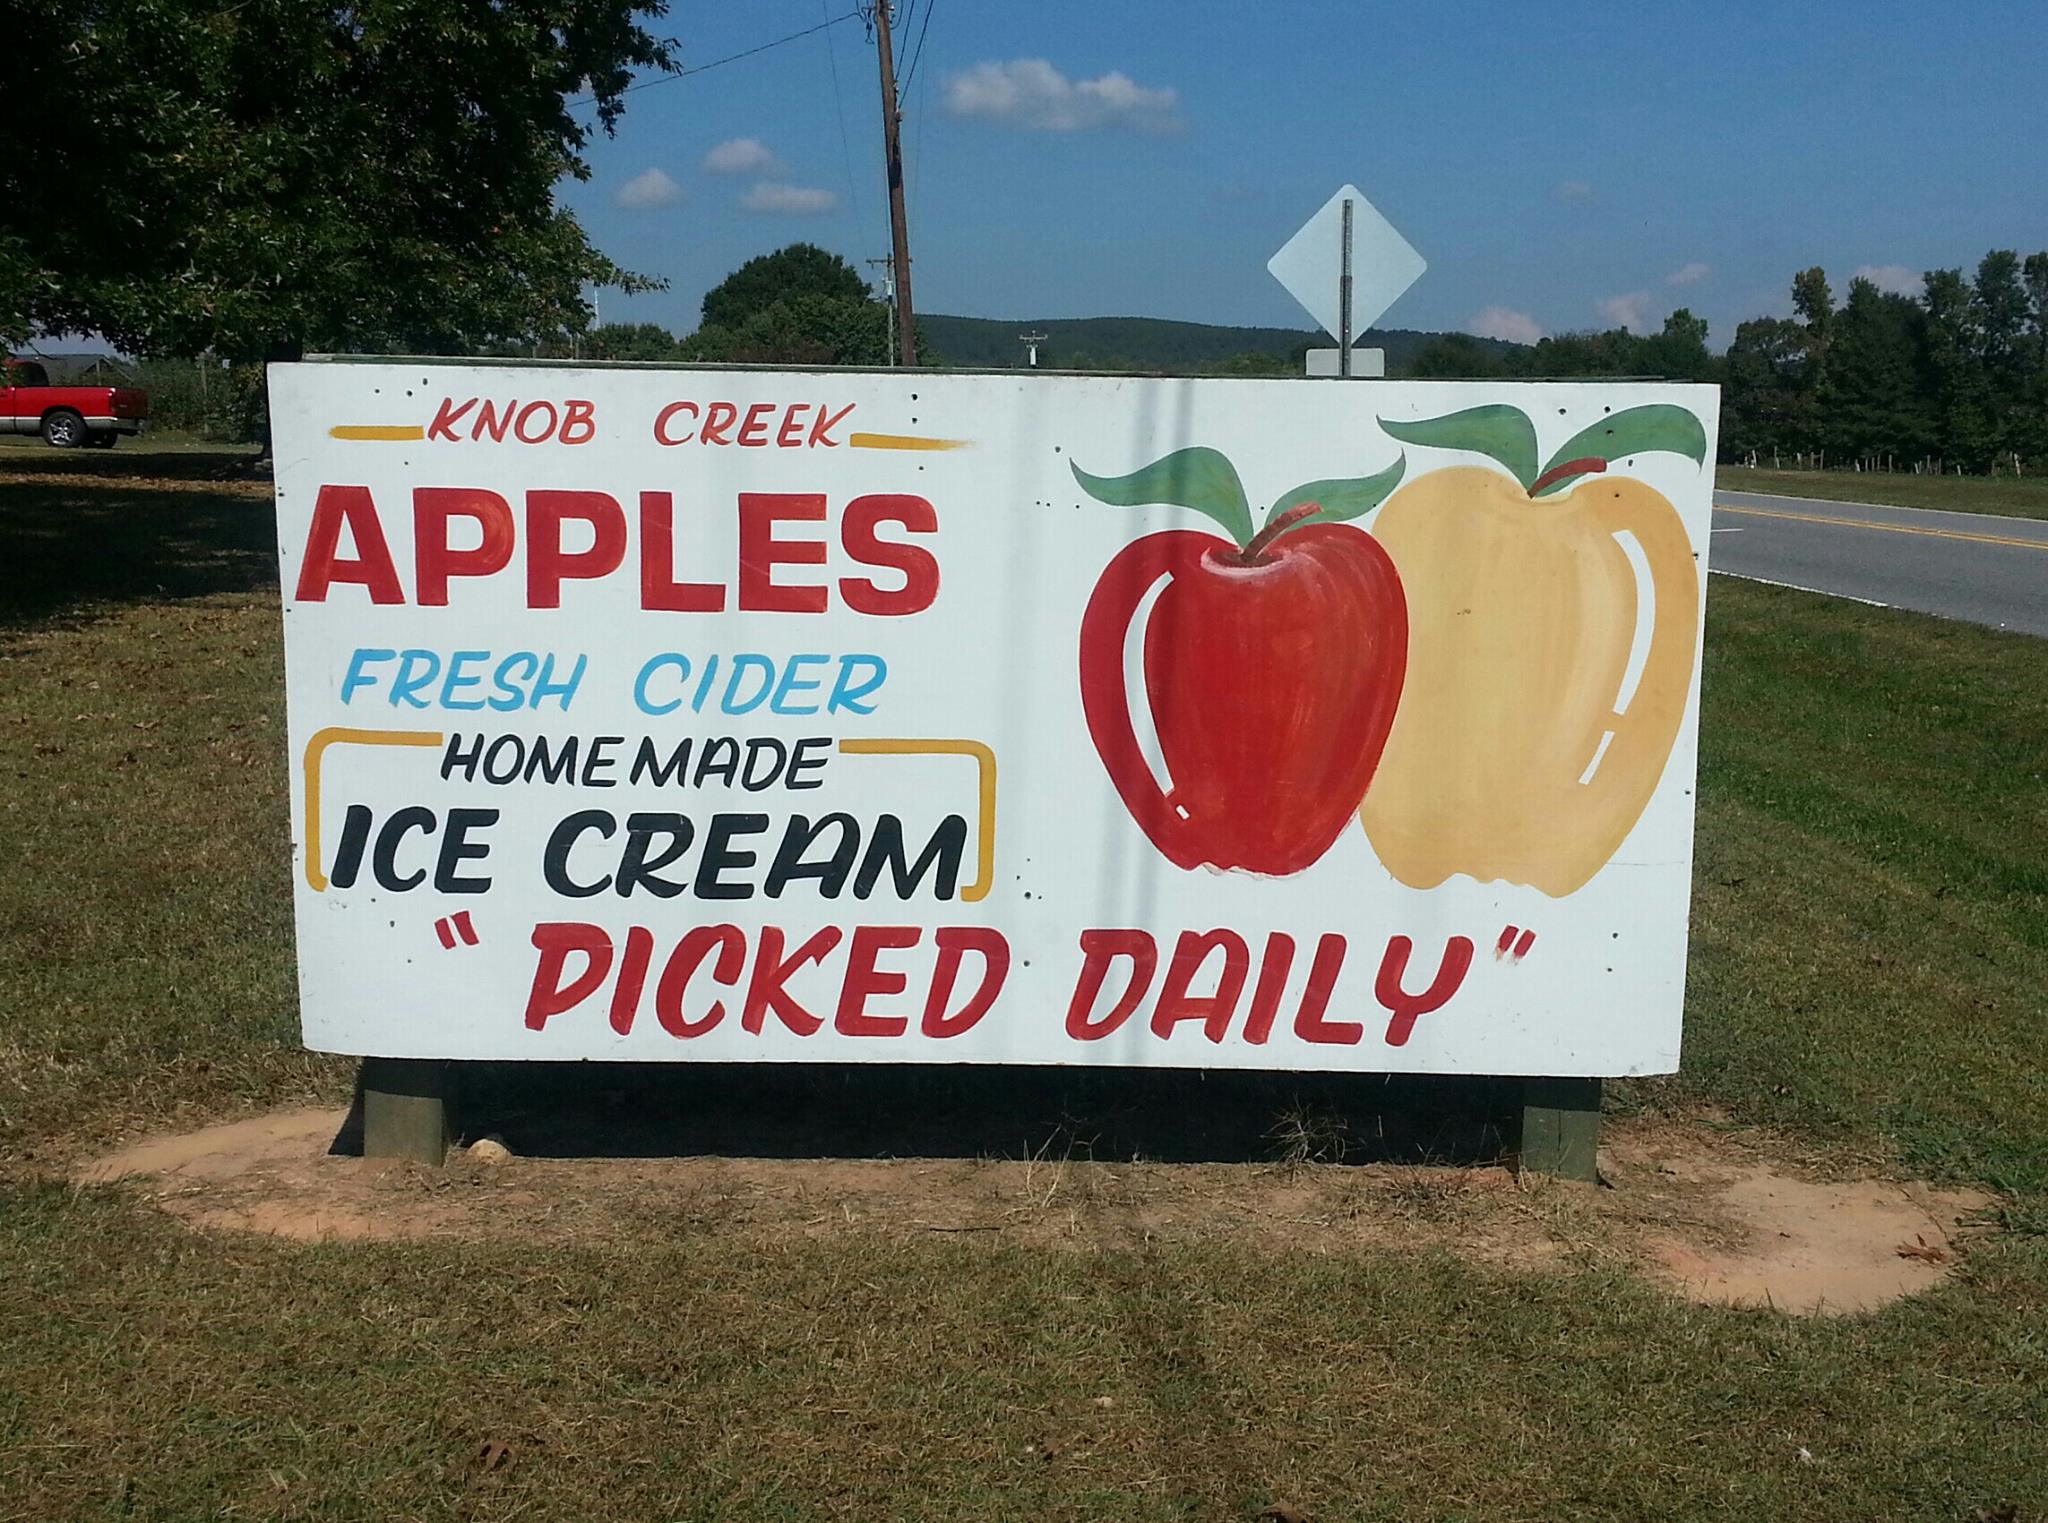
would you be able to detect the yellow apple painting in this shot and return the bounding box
[1363,404,1705,896]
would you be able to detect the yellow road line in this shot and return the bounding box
[1717,501,2048,552]
[329,424,426,441]
[837,738,997,902]
[848,431,971,451]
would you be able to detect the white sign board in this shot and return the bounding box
[1268,184,1426,340]
[270,362,1718,1074]
[1306,348,1387,379]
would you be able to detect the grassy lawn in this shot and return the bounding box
[1718,464,2048,522]
[3,447,2046,1521]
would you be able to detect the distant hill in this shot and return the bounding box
[919,314,1517,375]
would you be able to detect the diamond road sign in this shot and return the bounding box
[1267,184,1426,342]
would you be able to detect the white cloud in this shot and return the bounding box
[1554,180,1594,202]
[703,138,783,177]
[740,182,839,215]
[1599,292,1653,332]
[614,167,683,211]
[1467,307,1545,346]
[943,58,1180,133]
[1665,261,1712,287]
[1853,263,1920,296]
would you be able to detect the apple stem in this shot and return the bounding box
[1240,502,1321,561]
[1528,456,1607,497]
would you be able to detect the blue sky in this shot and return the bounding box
[563,1,2048,348]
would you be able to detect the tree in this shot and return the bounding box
[1923,268,1995,468]
[2022,252,2048,460]
[1825,278,1931,461]
[1639,309,1714,380]
[1972,250,2030,379]
[1789,266,1835,424]
[2025,252,2048,371]
[585,323,684,362]
[1722,316,1812,459]
[1408,335,1507,378]
[1208,351,1293,377]
[683,292,895,368]
[1791,267,1835,335]
[679,245,907,367]
[0,0,676,358]
[699,245,872,331]
[1506,328,1637,378]
[1971,250,2037,461]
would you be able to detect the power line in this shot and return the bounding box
[906,0,932,218]
[571,12,862,105]
[821,0,866,234]
[902,0,937,93]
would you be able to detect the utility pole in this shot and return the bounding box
[1018,331,1047,368]
[872,0,918,366]
[865,258,898,366]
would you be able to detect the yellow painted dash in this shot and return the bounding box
[330,424,426,442]
[848,431,971,452]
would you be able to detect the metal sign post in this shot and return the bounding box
[1339,197,1354,378]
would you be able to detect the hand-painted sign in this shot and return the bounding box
[270,363,1717,1074]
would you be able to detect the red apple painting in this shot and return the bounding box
[1071,447,1409,876]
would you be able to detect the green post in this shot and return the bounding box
[361,1057,452,1165]
[1514,1077,1601,1182]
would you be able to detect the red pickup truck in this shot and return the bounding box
[1,358,150,447]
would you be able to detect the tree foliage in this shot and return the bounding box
[1410,335,1507,378]
[699,245,872,332]
[0,0,676,359]
[679,245,899,366]
[584,323,686,362]
[1727,254,2048,469]
[1722,317,1813,458]
[1465,310,1715,383]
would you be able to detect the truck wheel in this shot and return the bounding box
[41,410,86,448]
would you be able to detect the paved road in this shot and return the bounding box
[1710,489,2048,637]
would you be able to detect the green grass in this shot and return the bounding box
[1719,464,2048,521]
[4,448,2047,1520]
[0,431,256,458]
[1672,584,2048,1206]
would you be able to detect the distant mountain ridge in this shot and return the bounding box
[920,314,1516,373]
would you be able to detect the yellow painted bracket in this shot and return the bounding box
[302,727,444,890]
[836,738,997,902]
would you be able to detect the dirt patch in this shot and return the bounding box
[76,1109,1990,1315]
[1611,1132,1992,1314]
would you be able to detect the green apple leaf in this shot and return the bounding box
[1380,405,1538,491]
[1267,453,1407,528]
[1533,405,1708,497]
[1070,448,1253,547]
